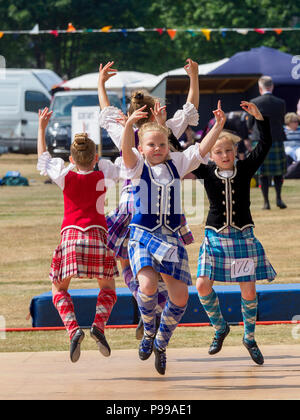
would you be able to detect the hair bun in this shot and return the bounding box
[132,91,144,103]
[74,133,89,151]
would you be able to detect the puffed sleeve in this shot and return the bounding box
[165,102,199,139]
[170,144,209,178]
[37,151,74,189]
[118,148,144,180]
[97,158,121,187]
[99,106,123,150]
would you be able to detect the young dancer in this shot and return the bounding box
[98,60,199,338]
[193,101,276,365]
[37,107,119,363]
[121,101,226,375]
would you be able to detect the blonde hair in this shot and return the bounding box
[70,133,96,167]
[285,112,299,125]
[216,130,241,145]
[129,90,156,128]
[138,122,169,144]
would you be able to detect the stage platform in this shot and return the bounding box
[30,284,300,328]
[1,345,300,400]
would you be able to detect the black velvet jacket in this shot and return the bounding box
[193,117,272,232]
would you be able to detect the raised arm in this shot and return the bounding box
[121,106,148,169]
[198,100,226,157]
[184,58,199,109]
[98,61,118,110]
[37,107,53,157]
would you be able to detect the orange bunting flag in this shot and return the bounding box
[274,28,283,35]
[0,32,4,39]
[101,26,112,32]
[167,29,177,40]
[201,29,211,41]
[67,23,76,32]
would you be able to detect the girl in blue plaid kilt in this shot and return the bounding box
[98,60,199,338]
[193,101,277,365]
[121,101,226,374]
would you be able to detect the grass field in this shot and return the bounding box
[0,153,300,352]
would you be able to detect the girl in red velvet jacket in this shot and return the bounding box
[37,107,119,363]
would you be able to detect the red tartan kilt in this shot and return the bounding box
[50,228,119,284]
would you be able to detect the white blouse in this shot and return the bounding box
[37,151,120,190]
[119,145,209,184]
[99,102,199,150]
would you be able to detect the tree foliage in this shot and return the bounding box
[0,0,300,78]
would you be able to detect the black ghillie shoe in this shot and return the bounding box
[70,329,85,363]
[90,326,111,357]
[139,333,155,361]
[243,339,264,365]
[154,343,166,375]
[135,317,144,340]
[208,323,230,355]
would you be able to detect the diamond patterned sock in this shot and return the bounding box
[52,290,79,339]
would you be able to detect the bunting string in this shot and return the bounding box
[0,24,300,40]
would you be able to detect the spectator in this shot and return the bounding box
[248,75,287,210]
[284,112,300,162]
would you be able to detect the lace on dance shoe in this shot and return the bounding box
[153,342,166,375]
[139,333,155,360]
[243,338,264,365]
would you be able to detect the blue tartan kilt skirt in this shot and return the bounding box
[197,227,276,283]
[128,226,192,285]
[106,186,194,260]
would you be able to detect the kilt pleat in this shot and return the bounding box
[128,226,192,285]
[50,228,119,284]
[197,227,276,283]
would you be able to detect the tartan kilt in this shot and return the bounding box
[197,227,276,283]
[254,140,287,176]
[128,226,192,285]
[106,188,194,260]
[50,228,119,284]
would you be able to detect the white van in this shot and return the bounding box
[0,69,62,153]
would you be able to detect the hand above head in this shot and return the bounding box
[98,61,118,85]
[115,110,129,127]
[126,105,148,126]
[184,58,199,78]
[240,101,264,120]
[212,100,226,128]
[38,107,53,130]
[150,101,167,125]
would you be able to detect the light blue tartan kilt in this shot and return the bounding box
[128,226,192,285]
[197,227,276,283]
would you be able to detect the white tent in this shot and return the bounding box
[64,71,162,98]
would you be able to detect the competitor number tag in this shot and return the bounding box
[231,258,255,278]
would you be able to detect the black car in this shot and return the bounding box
[46,90,122,161]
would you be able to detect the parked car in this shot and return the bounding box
[0,69,62,154]
[46,90,121,161]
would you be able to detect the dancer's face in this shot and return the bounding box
[138,131,169,166]
[210,137,236,170]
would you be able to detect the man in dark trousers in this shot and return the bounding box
[248,75,287,209]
